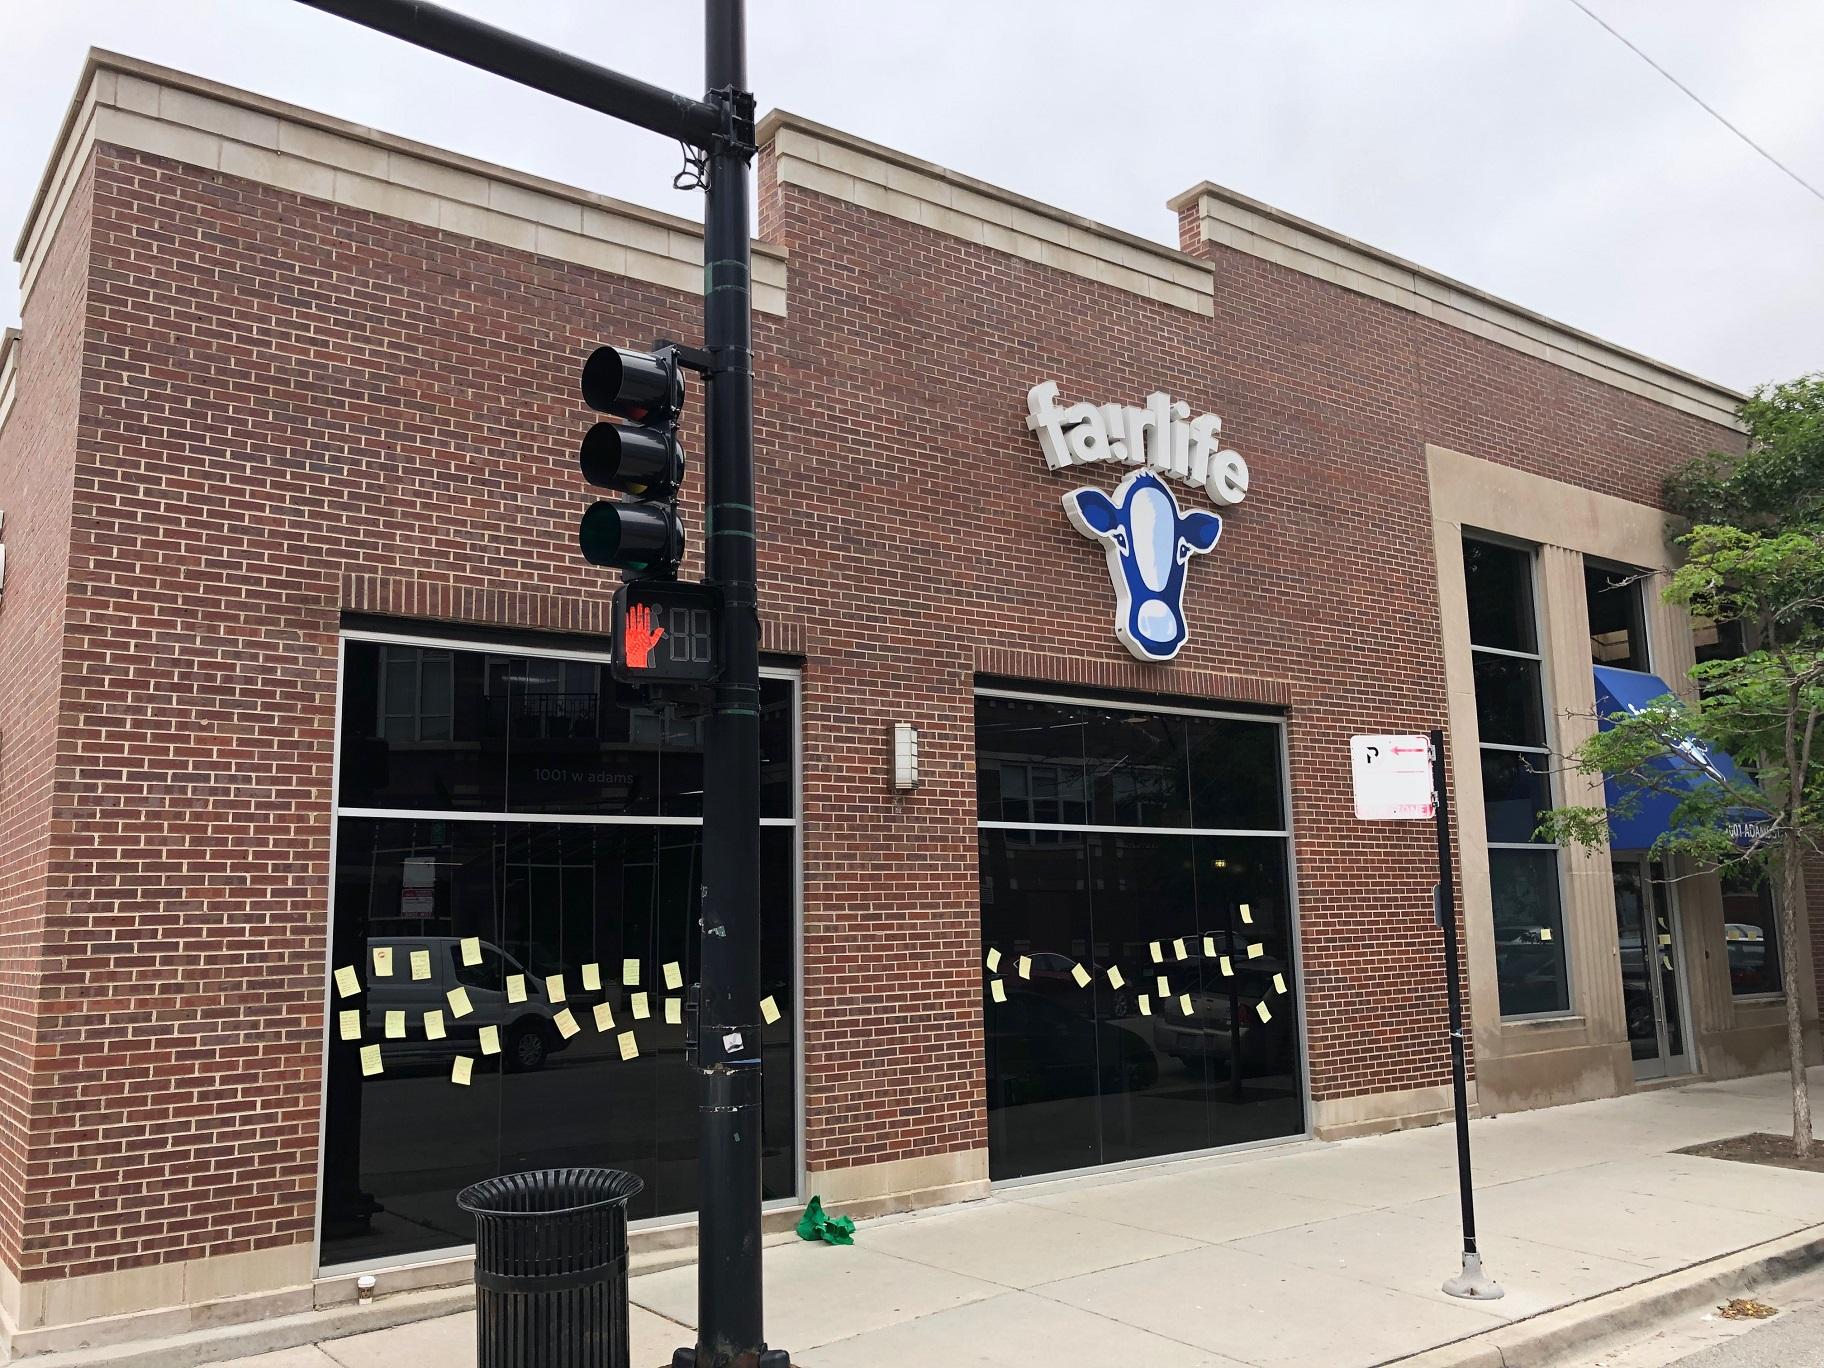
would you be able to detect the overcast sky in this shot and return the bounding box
[3,1,1820,394]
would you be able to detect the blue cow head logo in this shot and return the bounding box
[1064,470,1221,662]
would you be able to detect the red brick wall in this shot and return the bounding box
[0,164,92,1277]
[0,131,1741,1285]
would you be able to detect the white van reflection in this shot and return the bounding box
[365,937,571,1072]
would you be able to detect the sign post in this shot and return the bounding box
[1351,730,1504,1301]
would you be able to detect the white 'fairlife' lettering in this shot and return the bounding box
[1026,380,1248,506]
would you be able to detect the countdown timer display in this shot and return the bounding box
[612,581,721,685]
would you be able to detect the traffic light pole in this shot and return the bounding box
[288,2,779,1363]
[685,2,775,1366]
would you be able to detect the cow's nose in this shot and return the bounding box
[1136,599,1177,643]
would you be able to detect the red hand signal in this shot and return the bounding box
[624,602,665,670]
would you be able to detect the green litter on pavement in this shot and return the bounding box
[795,1195,855,1245]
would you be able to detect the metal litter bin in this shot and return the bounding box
[458,1168,644,1368]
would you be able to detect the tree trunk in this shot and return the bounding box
[1779,842,1813,1159]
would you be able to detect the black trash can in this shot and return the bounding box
[458,1168,645,1368]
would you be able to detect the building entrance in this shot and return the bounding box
[1611,857,1691,1080]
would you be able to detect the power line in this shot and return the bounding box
[1564,0,1823,206]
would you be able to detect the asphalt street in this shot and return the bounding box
[1668,1299,1824,1367]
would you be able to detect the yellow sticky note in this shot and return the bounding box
[424,1010,446,1041]
[664,962,683,991]
[1179,993,1193,1016]
[986,948,1002,973]
[1149,941,1164,964]
[1658,934,1672,947]
[334,965,360,998]
[1220,956,1233,977]
[622,958,641,986]
[632,991,650,1020]
[1071,963,1091,988]
[384,1010,405,1039]
[618,1030,639,1061]
[1106,966,1126,990]
[761,995,781,1025]
[1273,973,1288,995]
[372,945,394,977]
[1240,903,1254,924]
[1173,938,1188,961]
[665,998,681,1025]
[479,1025,500,1055]
[593,1001,615,1032]
[447,986,474,1018]
[1540,928,1553,942]
[460,936,482,967]
[554,1008,580,1039]
[410,949,431,981]
[338,1009,361,1041]
[1202,936,1217,957]
[1017,955,1032,980]
[1661,955,1673,971]
[1138,996,1152,1016]
[1247,943,1264,959]
[991,979,1006,1003]
[507,974,527,1004]
[582,962,602,991]
[544,974,566,1005]
[1156,976,1171,997]
[359,1043,383,1076]
[451,1056,473,1086]
[1256,1001,1273,1024]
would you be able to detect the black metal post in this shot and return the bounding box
[677,3,778,1366]
[1432,728,1503,1300]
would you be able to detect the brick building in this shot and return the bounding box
[0,50,1815,1358]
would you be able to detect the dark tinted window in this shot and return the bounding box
[1586,562,1649,672]
[340,641,791,819]
[323,643,797,1267]
[1490,848,1568,1015]
[1472,655,1547,747]
[1481,750,1551,844]
[978,694,1299,1181]
[1464,538,1537,653]
[1722,872,1782,997]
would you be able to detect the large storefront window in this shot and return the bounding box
[321,634,797,1269]
[1464,535,1569,1016]
[976,691,1301,1182]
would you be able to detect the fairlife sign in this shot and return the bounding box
[1026,381,1249,663]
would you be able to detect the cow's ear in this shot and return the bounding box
[1179,510,1222,555]
[1064,487,1119,538]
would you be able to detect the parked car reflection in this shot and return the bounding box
[985,984,1158,1105]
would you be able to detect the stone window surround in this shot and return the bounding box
[1426,443,1803,1113]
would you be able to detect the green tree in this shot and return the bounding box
[1541,373,1824,1158]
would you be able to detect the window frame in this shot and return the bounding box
[1583,556,1653,674]
[973,684,1310,1181]
[1463,532,1576,1021]
[317,626,804,1276]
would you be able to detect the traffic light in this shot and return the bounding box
[577,344,686,577]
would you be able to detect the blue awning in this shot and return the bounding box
[1592,666,1767,850]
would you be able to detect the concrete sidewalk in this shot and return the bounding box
[206,1070,1824,1368]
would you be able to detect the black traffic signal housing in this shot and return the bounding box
[577,344,686,578]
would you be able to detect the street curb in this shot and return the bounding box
[5,1285,474,1368]
[1388,1226,1824,1367]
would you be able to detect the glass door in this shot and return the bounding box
[1611,857,1690,1080]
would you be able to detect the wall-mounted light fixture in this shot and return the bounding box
[892,723,920,790]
